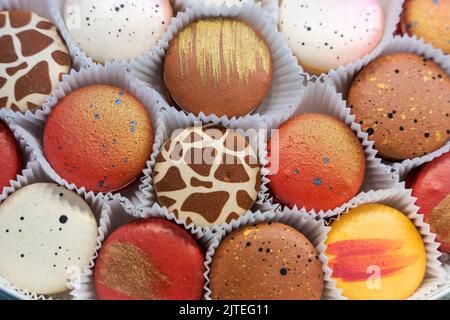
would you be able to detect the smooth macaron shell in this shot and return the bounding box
[94,219,205,300]
[0,121,22,191]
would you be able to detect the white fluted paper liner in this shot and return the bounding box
[327,35,450,179]
[290,0,404,81]
[136,107,273,232]
[201,208,343,300]
[0,160,111,300]
[0,0,79,116]
[183,0,279,25]
[263,81,399,219]
[71,201,217,300]
[130,1,304,119]
[9,62,167,212]
[325,185,446,300]
[49,0,190,69]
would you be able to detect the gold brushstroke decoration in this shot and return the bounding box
[176,18,271,84]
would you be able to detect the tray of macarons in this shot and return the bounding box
[0,0,448,301]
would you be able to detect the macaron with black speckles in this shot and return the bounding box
[279,0,384,75]
[0,121,22,191]
[209,222,324,300]
[0,183,98,295]
[43,84,154,193]
[64,0,173,63]
[348,52,450,161]
[401,0,450,55]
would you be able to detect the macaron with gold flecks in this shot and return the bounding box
[209,222,324,300]
[163,18,273,118]
[401,0,450,55]
[326,204,427,300]
[268,113,366,211]
[348,52,450,161]
[44,84,154,192]
[410,152,450,253]
[95,219,205,300]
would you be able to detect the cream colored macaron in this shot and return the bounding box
[0,183,98,295]
[279,0,384,75]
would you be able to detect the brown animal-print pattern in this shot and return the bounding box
[0,11,70,112]
[153,125,261,228]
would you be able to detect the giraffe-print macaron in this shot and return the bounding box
[0,11,71,112]
[153,125,261,228]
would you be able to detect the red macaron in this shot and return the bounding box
[410,153,450,253]
[0,121,22,191]
[95,218,205,300]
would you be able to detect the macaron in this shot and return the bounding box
[163,18,273,118]
[348,52,450,161]
[0,121,22,191]
[410,152,450,253]
[64,0,173,63]
[0,10,71,112]
[209,222,324,300]
[0,183,98,295]
[401,0,450,54]
[95,218,205,300]
[153,125,261,227]
[326,204,427,300]
[268,113,366,211]
[44,84,154,193]
[279,0,384,75]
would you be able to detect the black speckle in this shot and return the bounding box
[424,132,430,138]
[280,268,288,276]
[245,242,251,247]
[366,128,375,136]
[59,215,68,224]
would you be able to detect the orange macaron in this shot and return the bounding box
[44,84,154,192]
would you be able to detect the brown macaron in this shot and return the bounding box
[163,18,273,118]
[209,222,324,300]
[348,52,450,161]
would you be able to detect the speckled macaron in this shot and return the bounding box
[410,152,450,253]
[0,121,22,191]
[95,218,205,300]
[44,84,154,193]
[163,18,273,118]
[401,0,450,55]
[279,0,384,75]
[348,52,450,161]
[268,113,366,211]
[0,183,98,295]
[0,10,71,112]
[209,222,324,300]
[64,0,173,63]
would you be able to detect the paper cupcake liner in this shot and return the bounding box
[202,208,343,300]
[129,1,304,120]
[262,81,399,219]
[70,200,218,300]
[136,107,273,230]
[9,62,167,212]
[49,0,191,69]
[292,0,404,81]
[0,0,79,116]
[0,160,112,300]
[324,185,447,300]
[183,0,279,25]
[327,35,450,179]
